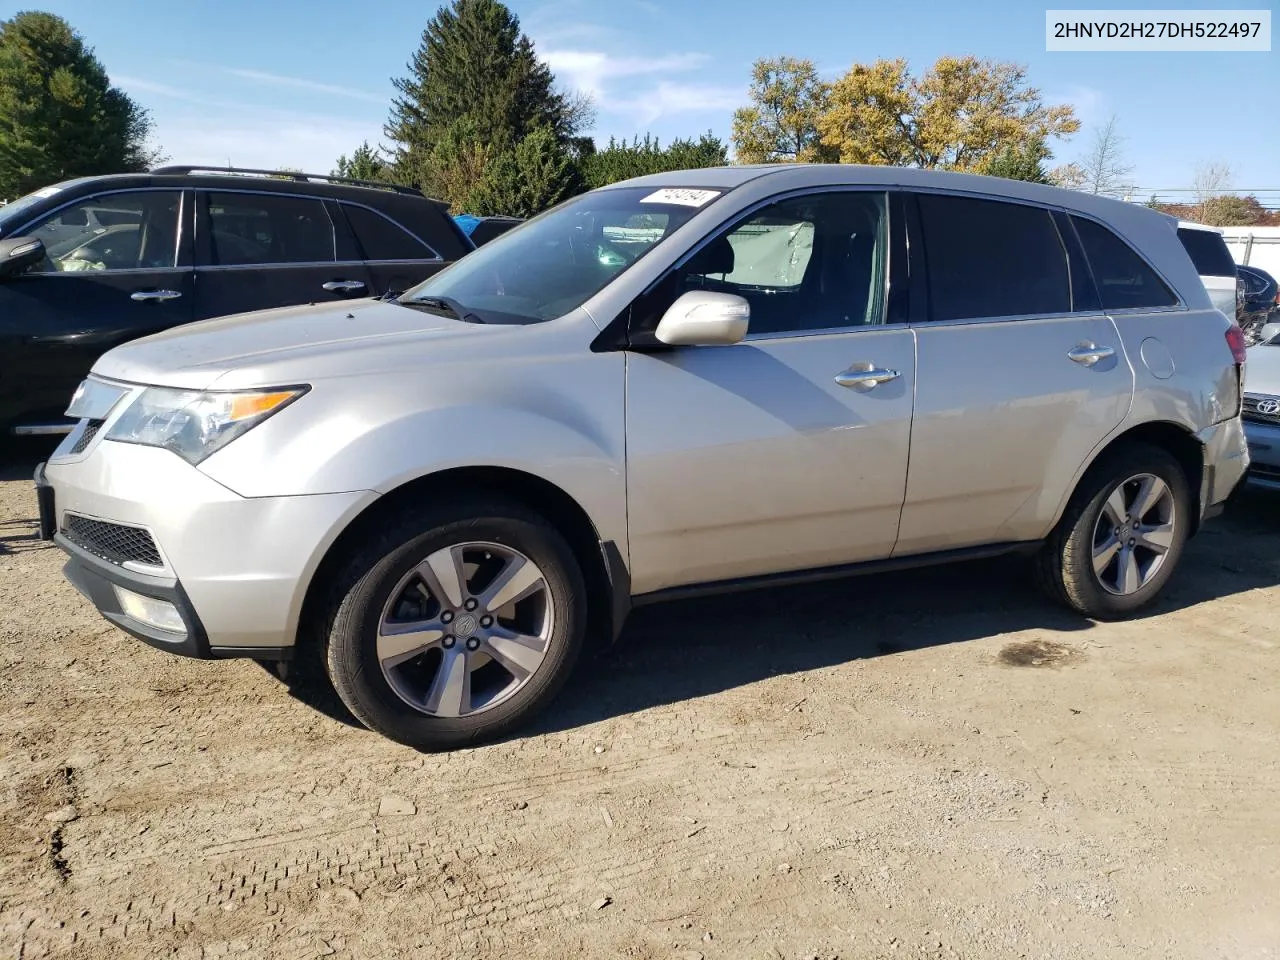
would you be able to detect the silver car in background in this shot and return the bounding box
[37,165,1250,750]
[1243,322,1280,489]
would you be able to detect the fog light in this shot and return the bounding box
[112,585,186,636]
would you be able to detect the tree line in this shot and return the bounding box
[1,2,1273,227]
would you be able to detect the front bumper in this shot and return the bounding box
[1243,417,1280,490]
[41,439,376,658]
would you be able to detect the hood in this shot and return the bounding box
[1245,342,1280,396]
[92,298,498,390]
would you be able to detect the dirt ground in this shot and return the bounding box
[1,440,1278,960]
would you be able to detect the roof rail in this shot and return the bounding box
[149,165,424,197]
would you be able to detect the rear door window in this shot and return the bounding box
[1072,216,1178,310]
[916,194,1070,321]
[1176,227,1236,277]
[340,203,437,261]
[203,192,336,266]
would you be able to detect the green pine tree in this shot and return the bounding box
[468,126,582,218]
[982,138,1052,184]
[385,0,576,185]
[333,141,389,181]
[0,11,162,199]
[582,131,727,189]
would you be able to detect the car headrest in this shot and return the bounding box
[686,235,734,276]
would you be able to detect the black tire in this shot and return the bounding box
[319,497,587,750]
[1034,443,1191,620]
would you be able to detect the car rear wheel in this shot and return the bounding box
[321,498,587,750]
[1035,444,1191,620]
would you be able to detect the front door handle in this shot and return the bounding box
[130,290,182,302]
[1067,342,1116,366]
[834,365,901,391]
[322,280,367,293]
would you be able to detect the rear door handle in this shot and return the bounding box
[130,290,182,302]
[834,365,901,391]
[1067,342,1116,366]
[322,280,367,293]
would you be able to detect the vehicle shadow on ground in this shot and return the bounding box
[533,493,1280,738]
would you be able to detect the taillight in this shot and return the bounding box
[1226,324,1247,364]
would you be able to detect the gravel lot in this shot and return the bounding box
[2,439,1278,960]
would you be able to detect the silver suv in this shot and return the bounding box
[37,166,1250,750]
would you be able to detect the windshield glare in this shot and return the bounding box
[402,186,719,323]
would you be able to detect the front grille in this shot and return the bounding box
[69,419,104,454]
[1243,394,1280,425]
[62,515,162,567]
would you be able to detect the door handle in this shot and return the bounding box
[130,290,182,302]
[834,365,901,391]
[322,280,367,293]
[1067,342,1116,366]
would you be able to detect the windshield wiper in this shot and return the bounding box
[400,294,485,323]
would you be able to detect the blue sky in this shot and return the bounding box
[22,0,1280,194]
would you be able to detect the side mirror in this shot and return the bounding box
[0,236,45,277]
[654,291,749,346]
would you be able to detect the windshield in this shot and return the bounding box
[0,180,85,236]
[401,186,723,323]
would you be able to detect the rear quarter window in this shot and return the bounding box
[1177,227,1236,277]
[1072,216,1178,311]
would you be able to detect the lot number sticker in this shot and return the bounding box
[640,188,721,207]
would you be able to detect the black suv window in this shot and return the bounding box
[22,191,181,272]
[340,203,436,261]
[917,194,1070,321]
[1177,227,1236,277]
[204,192,336,266]
[1072,216,1178,310]
[647,191,888,336]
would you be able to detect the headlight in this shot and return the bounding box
[105,385,307,464]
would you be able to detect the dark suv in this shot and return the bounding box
[0,166,473,435]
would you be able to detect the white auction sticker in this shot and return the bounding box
[640,188,721,207]
[33,186,62,198]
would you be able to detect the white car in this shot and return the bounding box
[1178,221,1240,321]
[1243,322,1280,489]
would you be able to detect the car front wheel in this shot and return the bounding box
[321,498,587,750]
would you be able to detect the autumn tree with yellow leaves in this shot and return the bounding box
[731,55,1080,180]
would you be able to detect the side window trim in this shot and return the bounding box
[622,185,898,348]
[336,200,443,262]
[15,187,188,276]
[1051,209,1102,314]
[904,188,1076,326]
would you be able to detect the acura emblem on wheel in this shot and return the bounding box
[1256,398,1280,416]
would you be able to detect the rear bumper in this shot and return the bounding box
[1198,416,1250,519]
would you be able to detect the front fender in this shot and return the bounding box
[197,352,628,547]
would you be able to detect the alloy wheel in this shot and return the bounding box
[376,541,553,717]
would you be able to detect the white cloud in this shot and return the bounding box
[607,80,744,126]
[540,48,739,127]
[541,50,709,98]
[154,114,382,173]
[222,68,386,105]
[112,75,382,172]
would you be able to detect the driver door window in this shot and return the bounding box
[22,192,181,273]
[633,191,887,339]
